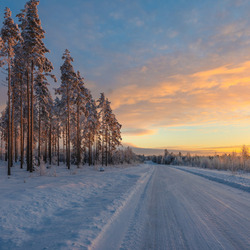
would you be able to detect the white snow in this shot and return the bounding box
[171,165,250,192]
[0,161,250,249]
[0,161,150,249]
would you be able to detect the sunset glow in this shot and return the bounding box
[1,0,250,154]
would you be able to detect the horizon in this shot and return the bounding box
[1,0,250,154]
[124,143,250,156]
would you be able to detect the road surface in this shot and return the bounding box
[91,164,250,250]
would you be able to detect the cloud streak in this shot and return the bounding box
[110,59,250,141]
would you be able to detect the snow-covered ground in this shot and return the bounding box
[171,165,250,192]
[0,161,250,249]
[0,161,153,249]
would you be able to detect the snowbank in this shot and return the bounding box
[172,165,250,192]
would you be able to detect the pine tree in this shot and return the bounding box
[97,93,106,166]
[84,92,99,166]
[97,94,122,165]
[72,71,89,167]
[53,97,62,166]
[1,7,22,175]
[19,0,54,172]
[34,73,53,165]
[56,49,76,169]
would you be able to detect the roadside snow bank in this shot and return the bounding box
[172,165,250,192]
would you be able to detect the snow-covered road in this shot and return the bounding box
[0,162,250,249]
[92,164,250,250]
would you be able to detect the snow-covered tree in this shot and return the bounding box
[34,73,53,165]
[71,71,89,167]
[1,7,22,175]
[19,0,55,172]
[83,92,99,166]
[0,2,123,174]
[56,49,76,169]
[97,94,122,166]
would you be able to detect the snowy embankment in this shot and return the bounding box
[171,165,250,192]
[0,161,152,250]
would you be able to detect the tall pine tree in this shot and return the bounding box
[1,7,22,175]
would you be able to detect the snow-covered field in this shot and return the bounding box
[0,161,250,249]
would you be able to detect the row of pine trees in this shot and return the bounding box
[0,0,122,175]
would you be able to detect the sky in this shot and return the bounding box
[1,0,250,154]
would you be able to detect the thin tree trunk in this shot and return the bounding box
[57,126,60,166]
[89,133,91,166]
[95,135,98,165]
[102,135,104,166]
[63,127,65,164]
[26,69,30,171]
[44,136,47,163]
[30,61,34,172]
[7,54,11,175]
[20,75,23,169]
[77,100,80,167]
[49,122,52,165]
[11,85,14,167]
[65,123,68,165]
[67,90,70,169]
[38,105,41,166]
[0,132,2,160]
[108,135,111,165]
[15,127,18,162]
[105,128,108,167]
[5,137,8,162]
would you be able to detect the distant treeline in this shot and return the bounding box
[149,145,250,172]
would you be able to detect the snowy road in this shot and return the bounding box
[92,164,250,250]
[0,163,250,249]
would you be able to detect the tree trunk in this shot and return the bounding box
[5,137,8,162]
[66,123,68,165]
[0,132,2,160]
[15,126,18,163]
[57,126,60,166]
[105,128,108,166]
[109,135,111,165]
[63,127,65,164]
[7,54,11,175]
[38,105,41,166]
[44,137,47,163]
[67,89,70,169]
[11,84,14,167]
[77,100,80,167]
[89,133,91,166]
[49,122,52,165]
[30,61,34,172]
[26,69,30,171]
[95,135,98,165]
[20,75,23,169]
[102,134,104,166]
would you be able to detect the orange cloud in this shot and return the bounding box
[122,128,156,136]
[109,60,250,132]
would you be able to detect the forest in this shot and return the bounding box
[0,0,126,175]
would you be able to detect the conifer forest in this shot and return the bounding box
[0,0,123,175]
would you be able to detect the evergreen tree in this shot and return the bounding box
[34,73,53,165]
[0,2,123,173]
[1,7,22,175]
[72,71,89,167]
[56,49,76,169]
[84,92,99,166]
[19,0,54,172]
